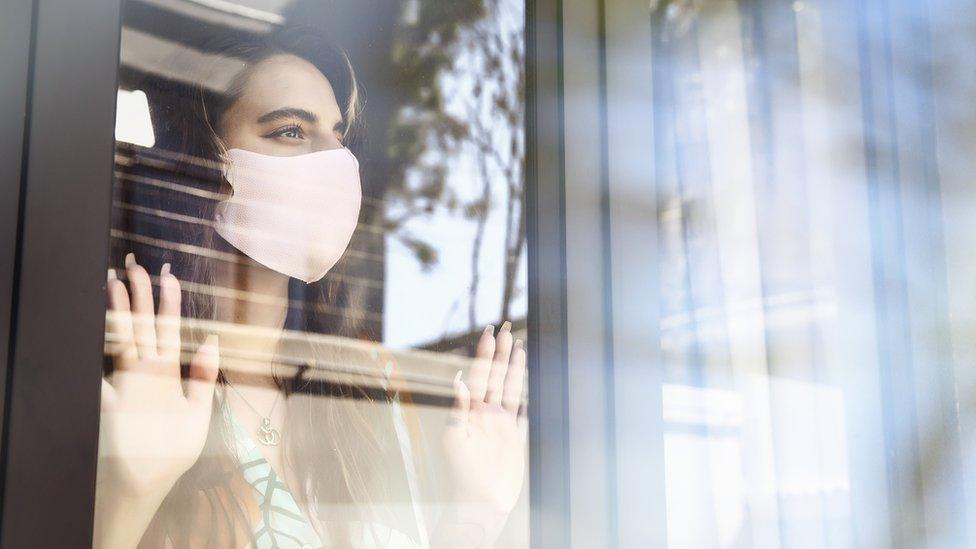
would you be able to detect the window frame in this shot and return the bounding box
[0,0,35,471]
[0,0,121,545]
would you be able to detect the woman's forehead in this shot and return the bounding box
[235,54,342,121]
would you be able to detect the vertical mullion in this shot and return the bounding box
[857,0,926,545]
[603,0,667,546]
[929,0,976,545]
[0,0,35,464]
[561,0,615,545]
[526,0,571,547]
[887,0,965,544]
[0,0,121,545]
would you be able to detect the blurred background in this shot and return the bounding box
[575,0,976,547]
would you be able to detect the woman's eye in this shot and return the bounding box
[266,125,305,140]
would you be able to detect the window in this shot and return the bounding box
[3,0,974,547]
[95,1,528,547]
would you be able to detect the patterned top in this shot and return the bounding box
[223,395,429,549]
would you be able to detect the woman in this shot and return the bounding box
[95,26,527,548]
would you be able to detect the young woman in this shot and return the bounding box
[95,26,527,548]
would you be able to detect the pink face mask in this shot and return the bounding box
[214,148,362,283]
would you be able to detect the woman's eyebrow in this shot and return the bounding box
[256,107,318,124]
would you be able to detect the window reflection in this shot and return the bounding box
[648,0,973,546]
[96,1,528,548]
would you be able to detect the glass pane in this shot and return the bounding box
[636,0,975,546]
[95,1,527,547]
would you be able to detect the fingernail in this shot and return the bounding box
[160,262,171,277]
[454,370,462,385]
[483,324,495,336]
[124,252,136,267]
[501,321,512,332]
[107,268,117,281]
[514,339,523,351]
[204,333,219,350]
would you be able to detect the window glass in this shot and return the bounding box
[96,1,527,547]
[641,0,974,546]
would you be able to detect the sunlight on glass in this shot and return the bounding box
[114,89,154,148]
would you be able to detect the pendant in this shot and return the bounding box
[258,417,281,446]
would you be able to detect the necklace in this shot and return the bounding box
[226,380,282,446]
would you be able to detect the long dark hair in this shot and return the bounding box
[128,25,419,547]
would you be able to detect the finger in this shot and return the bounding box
[485,321,513,405]
[106,269,138,369]
[501,340,526,414]
[446,370,470,430]
[155,263,181,360]
[124,253,157,359]
[464,325,495,402]
[187,334,219,410]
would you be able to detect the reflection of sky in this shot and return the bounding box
[384,0,526,349]
[385,161,527,348]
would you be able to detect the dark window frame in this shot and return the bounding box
[0,0,35,468]
[0,0,122,545]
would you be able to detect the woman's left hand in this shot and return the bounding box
[441,322,528,534]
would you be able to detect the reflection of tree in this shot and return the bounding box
[387,0,525,331]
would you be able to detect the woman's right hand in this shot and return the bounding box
[98,253,219,499]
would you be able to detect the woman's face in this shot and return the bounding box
[218,53,344,156]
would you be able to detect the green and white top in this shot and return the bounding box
[224,393,429,549]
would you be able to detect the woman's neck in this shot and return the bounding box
[213,256,290,389]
